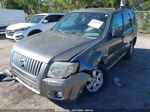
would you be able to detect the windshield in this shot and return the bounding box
[27,15,45,23]
[53,12,109,37]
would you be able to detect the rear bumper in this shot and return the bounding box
[10,68,89,101]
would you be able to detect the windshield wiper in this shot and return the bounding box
[65,31,84,36]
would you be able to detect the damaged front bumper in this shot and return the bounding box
[40,73,90,101]
[10,68,89,101]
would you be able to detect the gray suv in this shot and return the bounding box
[9,7,137,101]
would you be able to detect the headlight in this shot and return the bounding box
[16,27,30,31]
[47,62,79,79]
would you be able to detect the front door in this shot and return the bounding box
[103,12,125,69]
[41,15,64,31]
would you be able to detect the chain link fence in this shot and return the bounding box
[135,11,150,34]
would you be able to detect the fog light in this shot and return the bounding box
[56,92,63,98]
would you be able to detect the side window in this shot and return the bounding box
[54,15,64,21]
[111,13,123,32]
[128,10,136,25]
[44,15,63,23]
[122,12,132,30]
[44,15,52,23]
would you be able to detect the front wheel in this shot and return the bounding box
[85,69,104,93]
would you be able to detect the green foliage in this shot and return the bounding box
[4,0,22,9]
[4,0,150,14]
[4,0,51,14]
[141,1,150,11]
[51,0,120,11]
[136,12,150,33]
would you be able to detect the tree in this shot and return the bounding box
[4,0,150,14]
[141,0,150,10]
[4,0,21,9]
[0,0,4,8]
[4,0,51,14]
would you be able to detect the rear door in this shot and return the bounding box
[128,10,137,39]
[122,11,133,48]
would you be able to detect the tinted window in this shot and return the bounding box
[44,15,64,23]
[54,15,64,21]
[111,13,123,32]
[122,12,132,30]
[128,10,136,25]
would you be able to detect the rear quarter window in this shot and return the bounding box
[128,10,137,25]
[122,12,132,30]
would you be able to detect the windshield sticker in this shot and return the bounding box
[88,19,104,29]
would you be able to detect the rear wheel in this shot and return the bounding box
[124,42,134,59]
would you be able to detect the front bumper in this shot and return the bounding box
[10,68,89,101]
[41,73,90,101]
[5,31,27,41]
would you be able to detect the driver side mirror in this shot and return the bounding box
[112,30,123,38]
[42,20,48,24]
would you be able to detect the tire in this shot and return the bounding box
[28,30,41,36]
[83,66,107,94]
[124,42,134,59]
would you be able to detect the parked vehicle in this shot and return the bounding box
[0,9,26,32]
[9,7,137,101]
[5,13,65,41]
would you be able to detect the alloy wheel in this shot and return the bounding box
[86,70,104,93]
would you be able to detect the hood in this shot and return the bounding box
[6,23,36,30]
[13,30,98,63]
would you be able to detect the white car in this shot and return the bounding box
[5,13,65,41]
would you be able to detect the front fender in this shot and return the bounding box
[73,48,106,72]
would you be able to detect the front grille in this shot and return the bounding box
[12,52,43,76]
[6,30,14,36]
